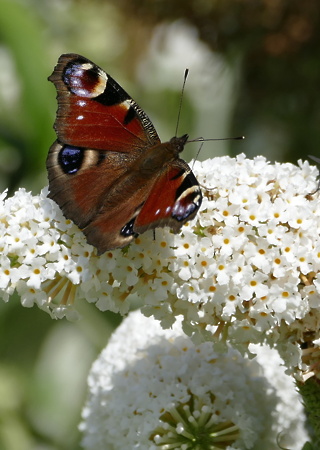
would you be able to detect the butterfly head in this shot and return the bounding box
[169,134,189,154]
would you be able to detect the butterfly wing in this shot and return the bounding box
[47,140,142,230]
[134,159,202,234]
[48,53,160,151]
[47,54,202,253]
[80,154,202,254]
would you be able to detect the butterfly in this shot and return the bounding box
[46,54,202,255]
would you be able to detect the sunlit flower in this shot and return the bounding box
[1,155,320,376]
[80,311,309,450]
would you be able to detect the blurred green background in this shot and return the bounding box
[0,0,319,448]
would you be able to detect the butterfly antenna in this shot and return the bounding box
[191,142,204,170]
[175,68,189,137]
[188,136,245,143]
[309,155,320,165]
[188,136,245,168]
[308,155,320,194]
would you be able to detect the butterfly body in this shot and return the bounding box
[47,54,202,254]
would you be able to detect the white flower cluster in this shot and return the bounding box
[0,187,98,319]
[80,311,308,450]
[1,155,320,375]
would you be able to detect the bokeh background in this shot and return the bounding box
[0,1,319,448]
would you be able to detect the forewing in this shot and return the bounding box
[49,53,160,152]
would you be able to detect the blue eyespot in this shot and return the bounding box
[58,145,84,174]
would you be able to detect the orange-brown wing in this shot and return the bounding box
[134,159,202,234]
[48,53,160,151]
[78,157,202,254]
[47,141,141,231]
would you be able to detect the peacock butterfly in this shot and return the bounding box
[46,54,202,254]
